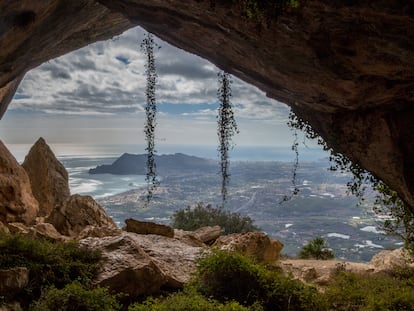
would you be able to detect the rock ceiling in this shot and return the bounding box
[0,0,413,210]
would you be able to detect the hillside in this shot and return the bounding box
[88,153,216,175]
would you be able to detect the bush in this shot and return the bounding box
[128,288,256,311]
[0,233,101,304]
[172,203,259,234]
[30,281,121,311]
[191,250,326,311]
[298,237,334,260]
[325,270,414,310]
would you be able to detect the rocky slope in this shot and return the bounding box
[1,1,413,212]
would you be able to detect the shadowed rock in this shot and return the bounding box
[0,141,38,225]
[47,194,119,237]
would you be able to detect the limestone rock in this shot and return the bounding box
[124,218,174,238]
[80,232,204,297]
[29,223,68,241]
[22,138,70,217]
[80,233,165,298]
[135,233,206,288]
[0,141,39,225]
[193,225,221,244]
[214,232,284,264]
[6,222,29,235]
[0,302,22,311]
[173,229,205,247]
[0,267,29,295]
[0,220,9,234]
[47,194,118,237]
[370,248,414,272]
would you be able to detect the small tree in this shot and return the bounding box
[217,72,239,207]
[141,32,160,206]
[299,237,334,260]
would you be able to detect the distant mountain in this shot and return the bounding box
[88,153,216,175]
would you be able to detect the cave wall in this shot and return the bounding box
[1,0,414,209]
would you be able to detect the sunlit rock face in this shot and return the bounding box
[0,1,414,209]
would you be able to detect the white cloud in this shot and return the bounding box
[2,26,295,147]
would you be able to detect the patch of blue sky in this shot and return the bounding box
[115,55,131,65]
[13,94,31,100]
[157,102,218,115]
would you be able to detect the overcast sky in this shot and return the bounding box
[0,26,298,156]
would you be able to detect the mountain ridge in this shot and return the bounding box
[88,152,216,175]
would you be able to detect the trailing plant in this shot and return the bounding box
[217,71,239,207]
[141,32,160,206]
[280,122,300,203]
[172,203,259,234]
[298,237,335,260]
[287,110,414,252]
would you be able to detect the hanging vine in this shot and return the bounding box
[217,72,239,207]
[288,110,414,251]
[141,32,160,206]
[280,117,300,203]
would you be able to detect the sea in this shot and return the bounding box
[10,143,328,200]
[7,143,401,261]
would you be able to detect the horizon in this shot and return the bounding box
[4,141,329,164]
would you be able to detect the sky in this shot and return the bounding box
[0,26,301,156]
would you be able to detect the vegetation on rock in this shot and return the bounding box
[191,250,326,311]
[172,203,259,234]
[298,237,335,260]
[0,233,101,307]
[128,288,253,311]
[30,281,121,311]
[325,269,414,311]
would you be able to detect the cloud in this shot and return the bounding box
[10,26,289,123]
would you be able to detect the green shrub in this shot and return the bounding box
[30,281,121,311]
[0,233,101,303]
[325,270,414,311]
[191,250,326,311]
[128,288,256,311]
[298,237,334,260]
[172,203,259,234]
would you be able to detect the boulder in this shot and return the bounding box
[6,222,30,235]
[135,233,206,288]
[124,218,174,238]
[370,248,414,272]
[214,232,284,264]
[0,267,29,295]
[29,223,68,241]
[80,233,166,298]
[80,232,205,297]
[47,194,118,237]
[193,225,221,244]
[22,138,70,217]
[0,141,38,225]
[173,229,205,247]
[0,220,10,234]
